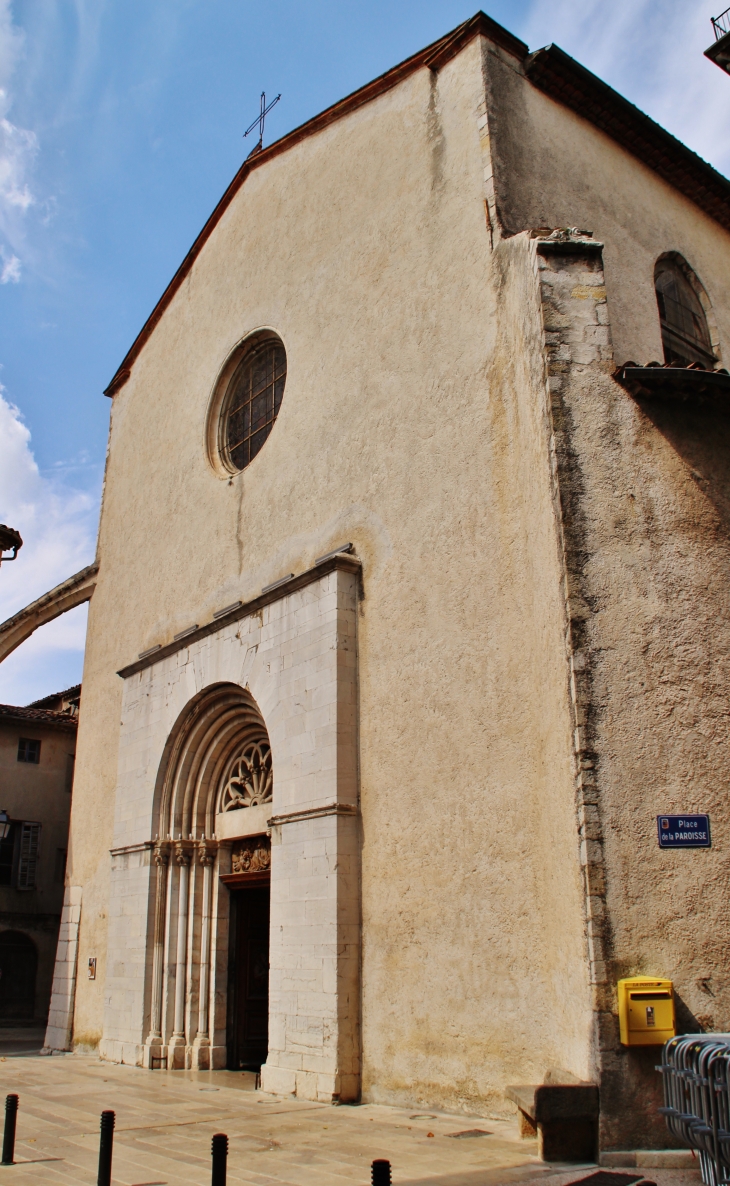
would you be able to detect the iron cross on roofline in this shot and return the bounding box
[244,91,281,157]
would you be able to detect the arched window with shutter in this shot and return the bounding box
[655,256,717,368]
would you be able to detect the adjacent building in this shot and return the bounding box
[0,686,78,1023]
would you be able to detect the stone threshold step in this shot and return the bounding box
[600,1151,696,1169]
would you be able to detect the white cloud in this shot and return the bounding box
[0,2,38,282]
[522,0,730,178]
[0,245,19,281]
[0,388,99,705]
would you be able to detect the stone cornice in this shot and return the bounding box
[267,803,359,827]
[109,841,155,857]
[117,551,361,680]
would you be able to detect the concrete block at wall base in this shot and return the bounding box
[41,1028,69,1053]
[600,1150,696,1169]
[506,1084,599,1163]
[40,1040,67,1055]
[337,1073,360,1103]
[261,1063,297,1095]
[142,1041,165,1069]
[211,1045,227,1070]
[166,1038,187,1070]
[190,1038,211,1070]
[121,1042,144,1066]
[538,1118,598,1163]
[99,1038,143,1065]
[294,1070,321,1100]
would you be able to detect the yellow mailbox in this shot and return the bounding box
[618,976,675,1046]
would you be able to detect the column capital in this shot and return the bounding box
[197,839,218,867]
[173,840,193,866]
[153,840,171,867]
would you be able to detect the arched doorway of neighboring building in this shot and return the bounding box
[144,683,273,1072]
[0,931,38,1019]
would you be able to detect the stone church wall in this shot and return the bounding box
[57,21,730,1138]
[65,33,592,1110]
[482,44,730,1147]
[537,239,730,1148]
[481,39,730,370]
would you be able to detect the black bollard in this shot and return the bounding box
[372,1158,392,1186]
[1,1094,18,1166]
[97,1110,115,1186]
[211,1132,228,1186]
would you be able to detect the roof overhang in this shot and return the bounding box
[705,29,730,74]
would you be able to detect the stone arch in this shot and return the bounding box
[654,252,721,366]
[0,564,97,664]
[144,682,272,1071]
[154,682,270,843]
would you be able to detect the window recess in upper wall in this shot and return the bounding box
[655,258,718,368]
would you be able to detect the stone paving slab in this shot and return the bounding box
[0,1051,701,1186]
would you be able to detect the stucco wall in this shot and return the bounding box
[483,43,730,371]
[556,360,730,1148]
[483,45,730,1147]
[67,34,591,1109]
[65,24,730,1127]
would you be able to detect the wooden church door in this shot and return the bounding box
[227,885,270,1071]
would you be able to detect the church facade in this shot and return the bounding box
[35,12,730,1151]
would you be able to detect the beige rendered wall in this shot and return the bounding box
[0,722,73,916]
[483,44,730,370]
[553,324,730,1149]
[68,35,591,1108]
[494,64,730,1146]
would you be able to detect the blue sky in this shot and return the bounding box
[0,0,729,705]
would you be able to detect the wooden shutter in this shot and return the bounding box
[17,822,41,890]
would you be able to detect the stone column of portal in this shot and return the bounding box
[191,840,216,1070]
[259,562,361,1103]
[142,843,170,1068]
[167,841,191,1069]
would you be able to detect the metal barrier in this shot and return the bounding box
[659,1034,730,1184]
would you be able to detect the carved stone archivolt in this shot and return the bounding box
[219,739,272,811]
[231,835,271,875]
[144,684,273,1070]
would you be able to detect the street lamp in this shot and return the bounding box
[0,524,22,567]
[0,810,10,841]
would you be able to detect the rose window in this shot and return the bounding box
[219,740,272,811]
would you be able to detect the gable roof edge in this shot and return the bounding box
[104,11,524,398]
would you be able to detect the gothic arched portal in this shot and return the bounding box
[144,683,272,1070]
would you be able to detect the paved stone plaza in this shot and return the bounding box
[0,1030,700,1186]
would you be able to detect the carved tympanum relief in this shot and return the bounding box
[231,836,271,874]
[220,739,272,811]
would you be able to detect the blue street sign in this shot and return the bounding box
[657,815,711,848]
